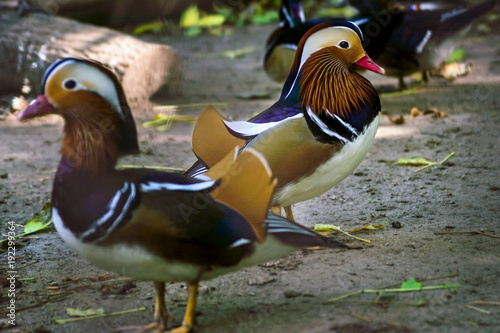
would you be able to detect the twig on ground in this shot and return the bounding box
[434,231,500,239]
[55,307,147,324]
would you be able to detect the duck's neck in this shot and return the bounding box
[59,105,121,178]
[298,51,379,120]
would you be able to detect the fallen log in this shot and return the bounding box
[0,12,183,108]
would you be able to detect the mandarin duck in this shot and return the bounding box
[361,0,497,89]
[263,0,403,84]
[186,22,385,222]
[264,0,495,90]
[17,58,347,333]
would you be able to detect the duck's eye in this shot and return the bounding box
[63,79,77,90]
[338,40,350,49]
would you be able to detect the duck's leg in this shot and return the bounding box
[117,282,173,332]
[271,206,282,216]
[283,205,295,222]
[169,282,199,333]
[398,74,407,91]
[145,282,174,331]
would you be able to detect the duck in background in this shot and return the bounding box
[17,57,348,333]
[264,0,496,90]
[187,22,385,222]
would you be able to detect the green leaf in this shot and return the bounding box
[446,48,465,62]
[180,5,200,28]
[197,14,225,27]
[316,7,357,18]
[142,114,197,132]
[326,281,460,303]
[313,224,371,243]
[400,278,422,290]
[184,26,202,38]
[24,221,50,234]
[397,157,435,167]
[132,20,164,35]
[24,201,52,233]
[0,201,53,243]
[55,307,146,324]
[66,308,105,317]
[397,152,455,172]
[252,10,279,24]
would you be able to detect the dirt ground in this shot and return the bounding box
[1,19,500,333]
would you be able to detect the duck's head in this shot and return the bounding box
[296,21,385,77]
[18,58,139,157]
[283,22,384,118]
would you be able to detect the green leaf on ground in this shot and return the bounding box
[398,152,455,172]
[313,224,372,243]
[397,157,435,167]
[198,14,226,27]
[1,201,53,243]
[55,307,146,324]
[252,10,279,24]
[197,46,254,59]
[180,5,200,28]
[133,20,164,35]
[326,279,460,303]
[179,5,226,37]
[24,201,52,234]
[142,113,197,132]
[400,278,422,290]
[446,48,465,62]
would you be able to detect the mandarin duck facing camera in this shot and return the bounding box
[187,22,385,222]
[264,0,496,90]
[17,58,348,333]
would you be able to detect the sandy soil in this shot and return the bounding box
[1,22,500,333]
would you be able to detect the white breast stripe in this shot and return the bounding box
[190,167,209,178]
[80,182,137,242]
[193,174,213,181]
[140,180,216,192]
[332,113,359,137]
[266,215,316,236]
[282,43,298,51]
[306,107,348,143]
[105,183,137,235]
[416,30,432,54]
[441,8,467,23]
[224,113,303,137]
[268,227,314,236]
[229,238,251,248]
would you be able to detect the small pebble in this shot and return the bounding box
[391,221,402,229]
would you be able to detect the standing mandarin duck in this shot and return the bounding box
[17,58,347,333]
[264,0,495,90]
[186,22,385,221]
[364,0,497,89]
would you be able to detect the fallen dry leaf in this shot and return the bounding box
[410,106,447,118]
[410,107,423,117]
[388,114,405,124]
[424,108,448,118]
[433,62,473,81]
